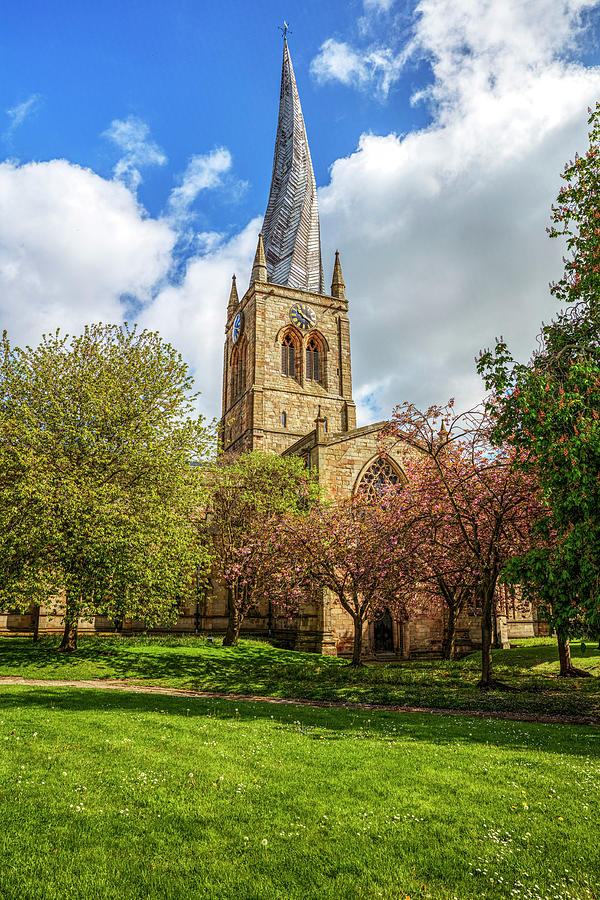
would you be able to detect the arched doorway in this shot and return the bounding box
[373,609,394,653]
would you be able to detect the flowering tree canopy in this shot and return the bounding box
[478,104,600,675]
[204,451,319,647]
[261,493,420,667]
[381,402,542,687]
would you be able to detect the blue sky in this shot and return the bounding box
[2,0,600,423]
[1,1,432,229]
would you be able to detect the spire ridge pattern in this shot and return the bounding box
[261,41,324,294]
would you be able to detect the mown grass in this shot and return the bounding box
[0,635,599,719]
[0,685,598,899]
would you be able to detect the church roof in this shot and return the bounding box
[261,39,324,294]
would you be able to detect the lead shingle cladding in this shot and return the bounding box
[261,40,324,294]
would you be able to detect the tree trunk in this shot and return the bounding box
[222,588,240,647]
[350,614,363,667]
[31,605,40,643]
[58,593,79,652]
[479,589,494,689]
[442,603,458,660]
[557,633,591,677]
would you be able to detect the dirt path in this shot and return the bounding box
[1,676,598,726]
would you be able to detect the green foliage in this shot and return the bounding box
[478,104,600,640]
[0,323,215,631]
[207,451,320,526]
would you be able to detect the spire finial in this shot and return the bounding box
[330,250,346,301]
[278,21,292,40]
[227,273,239,319]
[250,232,268,285]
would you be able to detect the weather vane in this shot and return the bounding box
[279,21,292,40]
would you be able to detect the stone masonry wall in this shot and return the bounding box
[221,279,356,456]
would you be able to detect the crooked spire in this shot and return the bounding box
[261,39,324,294]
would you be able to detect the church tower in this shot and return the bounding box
[221,38,356,455]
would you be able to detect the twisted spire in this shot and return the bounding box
[261,40,324,294]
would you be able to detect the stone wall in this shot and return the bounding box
[221,279,356,456]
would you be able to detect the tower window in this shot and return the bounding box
[281,411,287,428]
[281,333,297,377]
[231,339,247,402]
[306,336,321,382]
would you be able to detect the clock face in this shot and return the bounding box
[232,311,243,344]
[290,303,316,331]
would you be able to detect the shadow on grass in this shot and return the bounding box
[0,636,599,720]
[0,636,351,693]
[494,643,600,670]
[1,684,599,757]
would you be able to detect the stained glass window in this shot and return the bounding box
[358,457,402,500]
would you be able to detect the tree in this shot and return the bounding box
[378,464,478,659]
[270,494,417,667]
[0,324,214,650]
[382,402,541,688]
[204,451,319,647]
[478,104,600,674]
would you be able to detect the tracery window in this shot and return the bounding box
[281,333,297,377]
[306,336,320,382]
[357,457,402,501]
[231,339,247,401]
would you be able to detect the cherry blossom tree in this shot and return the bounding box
[381,402,543,688]
[264,494,418,667]
[204,452,319,647]
[382,477,478,659]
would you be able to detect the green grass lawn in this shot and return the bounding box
[0,685,598,899]
[0,635,599,719]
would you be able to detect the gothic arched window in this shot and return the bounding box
[357,457,402,501]
[281,333,297,378]
[306,334,324,383]
[231,339,247,402]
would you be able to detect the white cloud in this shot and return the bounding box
[317,0,600,424]
[364,0,396,10]
[2,0,600,434]
[167,147,233,223]
[0,159,175,346]
[103,116,167,190]
[4,94,41,140]
[138,219,260,417]
[311,38,409,99]
[0,145,254,423]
